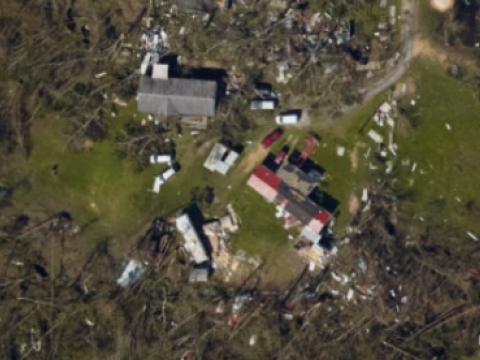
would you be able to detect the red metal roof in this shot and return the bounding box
[307,210,332,233]
[253,166,282,189]
[314,210,332,224]
[247,175,278,202]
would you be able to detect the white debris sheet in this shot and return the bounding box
[467,232,479,241]
[117,260,144,287]
[367,129,383,143]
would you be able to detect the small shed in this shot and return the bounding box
[189,267,209,283]
[203,143,239,175]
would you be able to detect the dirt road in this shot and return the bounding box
[318,0,419,126]
[361,0,419,102]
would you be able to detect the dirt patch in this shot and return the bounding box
[348,194,360,216]
[412,36,448,63]
[395,77,417,96]
[350,145,359,172]
[84,139,94,151]
[430,0,454,12]
[239,144,269,174]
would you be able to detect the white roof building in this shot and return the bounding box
[176,214,209,264]
[203,143,240,175]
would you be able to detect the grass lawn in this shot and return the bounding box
[393,58,480,240]
[10,103,166,245]
[2,96,373,281]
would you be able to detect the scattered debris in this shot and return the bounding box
[117,260,144,287]
[189,266,209,283]
[467,232,479,242]
[346,288,354,301]
[367,130,383,143]
[30,328,41,352]
[95,72,107,79]
[176,213,209,264]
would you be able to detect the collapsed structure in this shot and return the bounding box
[247,135,335,266]
[176,205,240,282]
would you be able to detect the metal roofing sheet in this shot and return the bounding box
[224,151,239,166]
[252,166,282,189]
[138,76,217,117]
[247,175,278,202]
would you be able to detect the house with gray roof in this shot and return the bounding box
[138,76,218,118]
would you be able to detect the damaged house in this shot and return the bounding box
[176,205,241,282]
[247,165,331,239]
[246,136,336,267]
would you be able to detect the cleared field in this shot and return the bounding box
[394,58,480,241]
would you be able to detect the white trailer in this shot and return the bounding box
[250,99,276,110]
[150,155,173,165]
[275,112,301,125]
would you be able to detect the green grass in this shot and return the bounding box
[3,92,378,280]
[393,59,480,239]
[11,103,164,244]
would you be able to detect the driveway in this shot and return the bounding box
[318,0,419,126]
[361,0,419,102]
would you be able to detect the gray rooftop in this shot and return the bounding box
[138,76,217,117]
[277,163,317,196]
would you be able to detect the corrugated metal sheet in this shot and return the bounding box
[224,151,239,166]
[247,175,278,202]
[215,162,230,175]
[253,166,282,189]
[204,143,228,172]
[176,214,209,264]
[138,76,217,117]
[315,210,331,224]
[301,226,322,244]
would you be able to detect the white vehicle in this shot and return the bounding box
[275,112,301,125]
[250,99,276,110]
[150,155,172,165]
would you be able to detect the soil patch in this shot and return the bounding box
[395,77,417,96]
[350,145,359,172]
[239,144,269,174]
[348,194,360,216]
[413,36,448,63]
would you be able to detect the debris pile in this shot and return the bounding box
[176,205,245,282]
